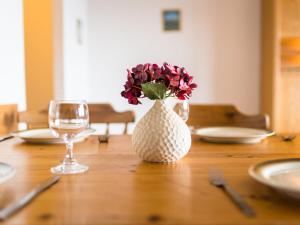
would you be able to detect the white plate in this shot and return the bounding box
[12,128,95,144]
[249,158,300,199]
[195,127,275,144]
[0,162,15,184]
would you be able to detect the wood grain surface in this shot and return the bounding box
[0,135,300,225]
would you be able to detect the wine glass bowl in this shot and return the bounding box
[49,100,89,174]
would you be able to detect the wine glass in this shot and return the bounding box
[49,100,89,174]
[176,99,189,122]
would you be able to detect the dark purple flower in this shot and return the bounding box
[121,63,197,104]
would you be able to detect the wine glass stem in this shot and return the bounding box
[63,140,76,165]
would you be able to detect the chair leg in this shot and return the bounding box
[105,123,110,135]
[124,123,128,134]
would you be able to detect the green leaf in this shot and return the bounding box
[141,82,167,100]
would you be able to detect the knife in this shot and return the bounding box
[0,135,14,142]
[0,176,60,220]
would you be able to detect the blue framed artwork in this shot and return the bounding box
[162,10,181,31]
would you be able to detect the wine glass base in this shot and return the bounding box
[51,162,89,174]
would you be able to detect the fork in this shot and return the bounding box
[98,135,109,143]
[280,134,296,142]
[208,168,256,217]
[98,123,109,143]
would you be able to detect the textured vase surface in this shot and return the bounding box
[132,100,191,163]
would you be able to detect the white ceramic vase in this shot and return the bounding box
[132,100,191,163]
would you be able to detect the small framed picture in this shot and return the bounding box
[162,10,181,31]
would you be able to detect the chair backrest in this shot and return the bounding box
[18,103,135,134]
[88,104,135,134]
[18,109,48,129]
[175,104,269,130]
[0,104,18,135]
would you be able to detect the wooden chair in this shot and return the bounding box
[18,104,135,134]
[0,104,18,135]
[18,109,48,129]
[88,104,135,134]
[175,104,270,130]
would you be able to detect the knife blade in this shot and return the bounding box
[0,176,60,220]
[0,135,13,142]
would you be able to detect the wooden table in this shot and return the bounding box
[1,135,300,225]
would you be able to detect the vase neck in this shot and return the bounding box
[153,99,170,109]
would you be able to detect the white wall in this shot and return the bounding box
[0,0,26,110]
[59,0,261,132]
[86,0,261,122]
[62,0,89,100]
[211,1,261,114]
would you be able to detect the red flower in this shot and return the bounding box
[121,63,197,104]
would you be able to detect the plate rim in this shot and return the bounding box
[249,158,300,194]
[11,127,96,143]
[195,126,275,139]
[12,128,58,141]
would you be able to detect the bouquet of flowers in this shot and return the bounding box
[121,63,197,104]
